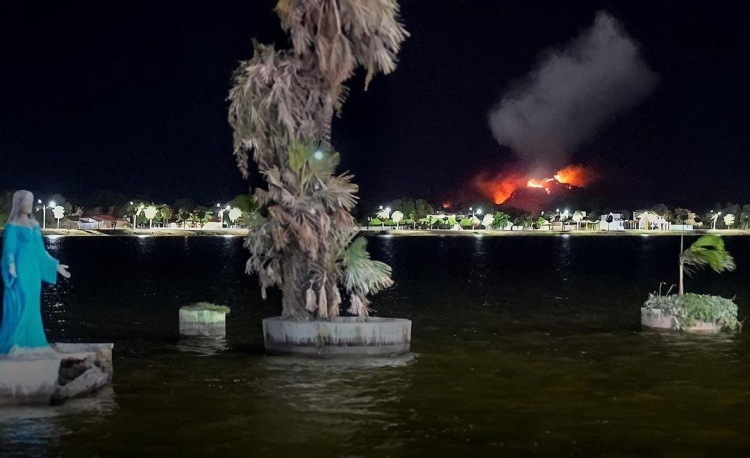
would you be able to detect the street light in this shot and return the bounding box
[39,200,55,230]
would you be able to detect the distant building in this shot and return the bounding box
[600,213,625,231]
[77,215,127,230]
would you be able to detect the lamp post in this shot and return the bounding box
[39,199,55,230]
[130,201,136,228]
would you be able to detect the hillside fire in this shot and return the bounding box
[474,164,598,205]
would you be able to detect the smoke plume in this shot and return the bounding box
[488,11,659,169]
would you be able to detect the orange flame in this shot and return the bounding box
[526,179,545,188]
[475,164,598,205]
[474,173,525,205]
[553,164,596,187]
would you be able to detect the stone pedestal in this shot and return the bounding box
[0,343,114,406]
[262,316,411,356]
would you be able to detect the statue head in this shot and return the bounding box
[9,190,35,222]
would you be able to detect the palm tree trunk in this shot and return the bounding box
[281,256,310,320]
[678,235,684,296]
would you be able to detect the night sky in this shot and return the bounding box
[1,1,749,211]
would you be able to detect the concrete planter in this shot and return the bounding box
[640,307,722,334]
[179,307,229,337]
[263,316,411,356]
[0,343,114,406]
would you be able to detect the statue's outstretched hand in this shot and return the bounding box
[57,264,71,279]
[9,264,16,278]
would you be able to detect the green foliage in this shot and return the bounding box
[536,216,547,229]
[415,199,434,220]
[0,190,11,226]
[229,194,258,215]
[183,302,231,314]
[369,218,383,226]
[49,194,73,214]
[644,293,740,331]
[491,212,510,229]
[681,235,736,278]
[343,237,393,298]
[459,217,472,228]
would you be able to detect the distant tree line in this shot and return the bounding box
[0,190,258,228]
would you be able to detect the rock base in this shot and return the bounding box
[640,308,722,334]
[263,316,411,357]
[0,343,114,406]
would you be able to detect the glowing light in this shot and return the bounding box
[527,179,545,188]
[475,164,598,205]
[554,164,596,187]
[49,201,56,207]
[313,150,324,160]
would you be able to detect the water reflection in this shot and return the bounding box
[252,354,416,449]
[175,336,229,356]
[0,386,117,456]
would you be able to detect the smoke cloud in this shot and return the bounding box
[488,11,659,169]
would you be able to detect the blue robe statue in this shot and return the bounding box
[0,223,59,354]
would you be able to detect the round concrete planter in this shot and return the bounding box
[640,307,722,334]
[262,316,412,356]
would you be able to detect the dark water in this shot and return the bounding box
[2,234,750,457]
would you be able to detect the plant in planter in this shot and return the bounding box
[643,235,740,332]
[227,0,408,322]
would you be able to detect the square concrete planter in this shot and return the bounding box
[179,305,230,337]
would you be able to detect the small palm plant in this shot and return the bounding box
[678,234,736,295]
[645,235,740,331]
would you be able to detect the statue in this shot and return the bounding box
[1,190,71,355]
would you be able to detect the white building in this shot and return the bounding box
[600,213,625,231]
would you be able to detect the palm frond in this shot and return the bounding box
[681,235,736,277]
[342,237,394,296]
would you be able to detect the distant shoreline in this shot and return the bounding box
[0,227,250,237]
[358,228,750,237]
[1,227,748,238]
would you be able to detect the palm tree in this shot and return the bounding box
[228,1,407,320]
[144,205,158,229]
[678,235,736,296]
[391,210,404,230]
[158,204,174,228]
